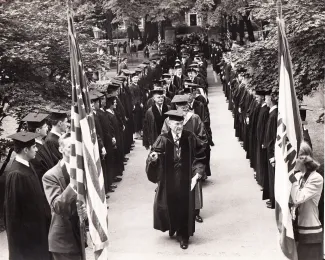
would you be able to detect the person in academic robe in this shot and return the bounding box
[23,112,53,233]
[89,91,111,196]
[173,64,188,93]
[44,109,69,165]
[96,89,121,187]
[129,71,143,140]
[161,95,207,224]
[145,83,172,110]
[246,91,262,173]
[42,133,87,260]
[143,89,170,150]
[263,92,278,209]
[5,132,51,260]
[146,110,206,250]
[162,73,177,99]
[255,90,270,188]
[105,93,125,180]
[24,113,53,180]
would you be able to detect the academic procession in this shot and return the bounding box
[0,1,324,260]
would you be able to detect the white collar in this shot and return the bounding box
[107,108,114,114]
[35,138,43,145]
[60,160,70,176]
[190,100,195,108]
[269,105,277,113]
[50,129,62,137]
[156,103,163,109]
[15,155,29,167]
[262,103,267,107]
[171,131,181,141]
[183,112,194,125]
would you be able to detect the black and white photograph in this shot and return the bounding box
[0,0,324,259]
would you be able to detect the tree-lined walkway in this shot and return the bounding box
[0,67,287,260]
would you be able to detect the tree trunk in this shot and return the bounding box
[104,10,114,55]
[238,15,245,45]
[143,14,150,45]
[243,10,255,42]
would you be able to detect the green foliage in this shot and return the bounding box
[0,0,110,120]
[226,0,325,99]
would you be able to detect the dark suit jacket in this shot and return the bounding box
[42,162,80,254]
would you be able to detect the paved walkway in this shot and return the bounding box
[0,67,287,260]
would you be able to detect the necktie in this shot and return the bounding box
[174,134,181,157]
[159,105,162,115]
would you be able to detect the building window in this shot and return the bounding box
[189,13,197,26]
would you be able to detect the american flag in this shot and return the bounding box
[68,9,109,260]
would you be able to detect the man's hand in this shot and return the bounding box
[246,117,249,125]
[145,145,151,151]
[101,147,107,157]
[238,107,242,113]
[112,137,116,145]
[262,144,265,149]
[269,157,275,167]
[149,152,158,162]
[140,103,143,108]
[123,125,125,131]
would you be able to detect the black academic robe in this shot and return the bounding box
[4,160,50,260]
[248,102,261,171]
[143,103,169,149]
[145,130,206,236]
[130,83,143,132]
[31,142,55,181]
[263,107,278,203]
[97,109,115,187]
[94,111,110,191]
[44,132,62,165]
[106,110,124,176]
[256,104,270,187]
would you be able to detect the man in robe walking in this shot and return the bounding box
[146,110,206,249]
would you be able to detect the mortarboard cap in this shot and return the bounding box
[106,82,120,93]
[8,131,40,149]
[183,87,193,94]
[171,95,189,104]
[264,90,272,96]
[162,73,171,79]
[143,61,150,65]
[49,108,69,121]
[106,92,118,99]
[255,89,267,96]
[150,89,164,96]
[89,90,104,101]
[22,113,49,130]
[174,64,182,69]
[165,110,184,122]
[135,68,142,73]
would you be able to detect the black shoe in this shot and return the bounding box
[105,193,110,199]
[267,205,275,209]
[169,230,175,237]
[110,184,117,189]
[108,188,115,192]
[180,239,188,250]
[195,215,203,223]
[113,177,122,182]
[123,158,129,162]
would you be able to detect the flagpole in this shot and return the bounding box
[67,1,87,259]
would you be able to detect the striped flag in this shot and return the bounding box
[68,10,109,259]
[274,17,303,260]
